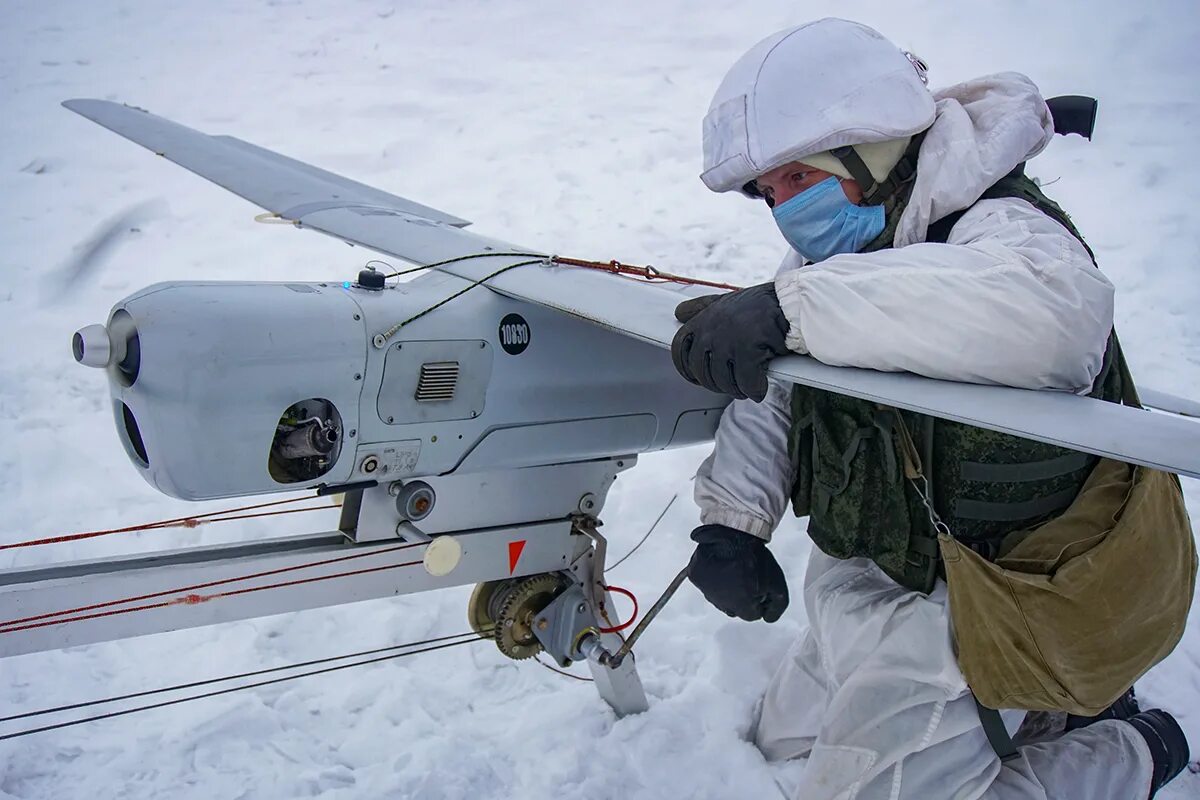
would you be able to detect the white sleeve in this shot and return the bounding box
[692,250,805,542]
[774,197,1115,393]
[694,376,795,541]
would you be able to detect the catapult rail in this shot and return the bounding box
[0,521,576,659]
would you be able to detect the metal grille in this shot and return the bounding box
[415,361,459,402]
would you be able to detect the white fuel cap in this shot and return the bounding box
[423,536,462,577]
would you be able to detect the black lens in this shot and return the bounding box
[121,402,149,466]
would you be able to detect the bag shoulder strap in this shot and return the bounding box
[925,166,1094,262]
[975,698,1019,761]
[1113,333,1142,408]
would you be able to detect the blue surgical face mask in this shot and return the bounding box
[770,176,885,262]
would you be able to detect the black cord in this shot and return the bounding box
[392,258,545,330]
[0,631,492,741]
[384,251,546,280]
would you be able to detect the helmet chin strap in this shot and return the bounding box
[741,134,926,207]
[829,145,879,199]
[830,135,923,207]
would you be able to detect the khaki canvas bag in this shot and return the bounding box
[910,172,1197,717]
[941,457,1196,715]
[893,359,1197,717]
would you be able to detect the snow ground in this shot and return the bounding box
[1,1,1198,797]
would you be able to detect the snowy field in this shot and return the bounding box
[2,1,1199,797]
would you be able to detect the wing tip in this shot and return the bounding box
[63,98,151,118]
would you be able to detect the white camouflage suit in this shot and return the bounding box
[694,20,1155,800]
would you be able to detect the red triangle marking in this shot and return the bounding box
[508,540,527,575]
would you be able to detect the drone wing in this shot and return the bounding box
[63,99,1200,479]
[63,99,472,229]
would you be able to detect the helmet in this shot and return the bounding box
[700,18,934,202]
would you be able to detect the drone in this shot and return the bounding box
[1,100,1197,722]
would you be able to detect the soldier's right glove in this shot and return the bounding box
[671,282,790,403]
[688,524,789,622]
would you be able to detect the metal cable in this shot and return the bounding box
[0,629,491,724]
[0,496,328,551]
[607,493,677,572]
[535,655,594,683]
[0,541,426,632]
[0,631,493,741]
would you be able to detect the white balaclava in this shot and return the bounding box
[700,18,935,201]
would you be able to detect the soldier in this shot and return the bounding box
[672,18,1191,799]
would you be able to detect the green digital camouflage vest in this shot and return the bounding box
[788,169,1125,594]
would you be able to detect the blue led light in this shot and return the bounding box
[342,281,352,289]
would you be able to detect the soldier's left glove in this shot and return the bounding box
[671,282,789,402]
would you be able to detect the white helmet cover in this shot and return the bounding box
[701,18,935,194]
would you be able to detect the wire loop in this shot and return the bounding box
[597,584,639,633]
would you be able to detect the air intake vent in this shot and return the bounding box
[415,361,459,402]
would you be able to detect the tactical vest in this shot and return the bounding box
[788,170,1124,594]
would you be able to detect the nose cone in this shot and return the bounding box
[73,324,112,368]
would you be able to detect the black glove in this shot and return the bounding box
[687,524,789,622]
[671,282,790,402]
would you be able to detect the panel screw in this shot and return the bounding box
[354,373,362,381]
[349,429,356,437]
[431,435,438,443]
[577,603,587,614]
[387,416,394,423]
[353,314,361,321]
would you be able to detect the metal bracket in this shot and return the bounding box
[535,539,649,718]
[531,584,593,667]
[571,515,609,615]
